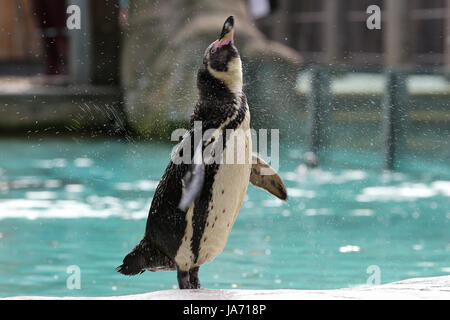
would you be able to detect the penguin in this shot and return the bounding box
[117,16,288,289]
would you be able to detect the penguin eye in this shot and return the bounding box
[203,44,213,63]
[209,48,230,72]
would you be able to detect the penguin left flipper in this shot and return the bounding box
[250,154,287,201]
[178,138,205,211]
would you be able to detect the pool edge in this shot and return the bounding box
[3,275,449,300]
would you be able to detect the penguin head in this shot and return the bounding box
[199,16,243,97]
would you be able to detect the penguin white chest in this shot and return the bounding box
[196,110,252,266]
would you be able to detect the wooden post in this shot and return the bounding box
[384,0,413,68]
[322,0,346,65]
[382,70,409,170]
[68,0,92,85]
[270,0,290,44]
[307,66,331,157]
[445,0,450,73]
[91,1,120,85]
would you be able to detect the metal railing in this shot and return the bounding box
[303,65,449,170]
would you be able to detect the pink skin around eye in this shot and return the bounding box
[211,41,219,53]
[211,33,233,53]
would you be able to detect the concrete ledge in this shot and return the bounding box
[4,276,450,300]
[0,77,125,134]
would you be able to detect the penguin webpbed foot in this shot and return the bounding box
[177,267,201,289]
[189,266,201,289]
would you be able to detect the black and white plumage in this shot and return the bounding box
[117,16,287,289]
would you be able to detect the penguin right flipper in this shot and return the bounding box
[178,137,205,211]
[250,154,287,201]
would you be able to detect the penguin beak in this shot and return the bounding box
[212,16,234,52]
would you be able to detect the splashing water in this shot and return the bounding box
[0,138,448,297]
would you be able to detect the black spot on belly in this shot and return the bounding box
[221,189,225,194]
[222,209,226,213]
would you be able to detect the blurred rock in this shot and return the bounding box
[121,0,302,137]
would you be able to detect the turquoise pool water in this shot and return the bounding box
[0,138,448,297]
